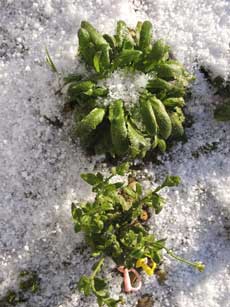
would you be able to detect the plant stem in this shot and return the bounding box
[164,247,198,269]
[91,257,105,279]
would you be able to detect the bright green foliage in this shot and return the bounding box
[72,165,204,306]
[73,165,173,267]
[78,258,122,307]
[49,20,193,158]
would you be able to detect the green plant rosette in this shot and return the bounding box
[64,20,194,158]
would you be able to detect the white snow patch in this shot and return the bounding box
[98,69,149,108]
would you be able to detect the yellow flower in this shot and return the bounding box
[195,261,205,272]
[136,258,156,276]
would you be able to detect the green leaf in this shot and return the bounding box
[127,120,151,158]
[154,63,184,81]
[150,95,172,140]
[163,97,185,108]
[115,49,142,67]
[71,203,82,219]
[170,109,185,138]
[68,80,95,96]
[93,51,102,72]
[148,193,165,214]
[93,86,108,97]
[153,239,167,250]
[154,175,181,193]
[147,77,172,92]
[147,39,169,62]
[139,94,158,136]
[139,21,153,53]
[63,74,82,85]
[136,182,143,196]
[135,21,143,45]
[78,28,95,66]
[78,276,92,296]
[214,102,230,121]
[123,186,137,199]
[78,108,105,135]
[161,175,181,188]
[115,20,134,49]
[109,100,129,156]
[81,172,104,186]
[100,44,111,70]
[45,48,58,73]
[81,21,109,47]
[157,137,166,153]
[98,297,121,307]
[103,34,117,49]
[111,162,130,176]
[94,277,107,293]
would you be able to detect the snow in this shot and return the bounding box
[0,0,230,307]
[98,69,149,108]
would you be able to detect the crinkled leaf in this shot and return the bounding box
[161,175,181,188]
[135,21,143,45]
[115,49,142,67]
[139,94,158,136]
[157,138,166,152]
[150,95,172,140]
[163,97,185,108]
[109,100,128,156]
[78,276,92,296]
[127,121,151,158]
[111,162,130,176]
[93,51,102,73]
[81,21,109,47]
[115,20,134,49]
[68,80,95,96]
[139,21,153,53]
[147,39,169,62]
[93,277,107,297]
[147,192,165,214]
[155,63,184,81]
[103,34,116,49]
[81,172,104,186]
[78,108,105,135]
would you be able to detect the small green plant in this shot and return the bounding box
[0,271,40,306]
[47,20,194,158]
[72,163,204,306]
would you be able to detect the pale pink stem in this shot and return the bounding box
[118,266,142,293]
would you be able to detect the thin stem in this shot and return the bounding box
[91,257,105,279]
[163,247,204,271]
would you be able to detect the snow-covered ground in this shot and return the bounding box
[0,0,230,306]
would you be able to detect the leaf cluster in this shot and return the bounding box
[72,164,180,267]
[63,20,194,158]
[72,164,180,306]
[78,258,122,307]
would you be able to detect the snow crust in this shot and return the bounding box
[0,0,229,307]
[98,69,149,108]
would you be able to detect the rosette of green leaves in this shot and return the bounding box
[64,20,193,158]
